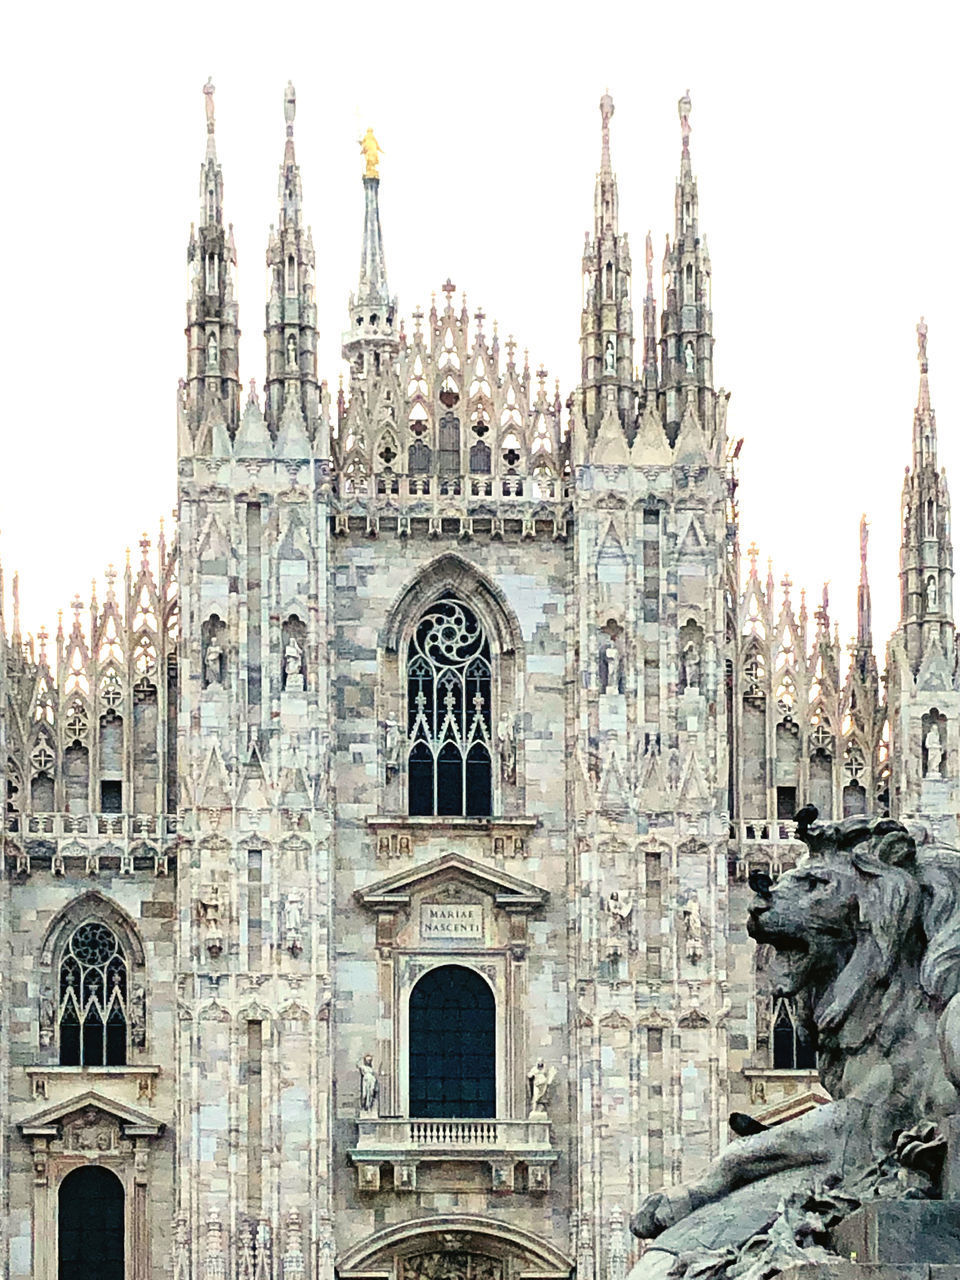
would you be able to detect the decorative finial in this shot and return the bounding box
[645,231,654,291]
[600,91,614,173]
[203,78,215,130]
[917,316,928,370]
[284,82,296,130]
[860,514,869,572]
[679,90,692,147]
[359,127,384,179]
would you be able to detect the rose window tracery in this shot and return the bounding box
[407,596,492,816]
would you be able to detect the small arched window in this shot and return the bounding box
[286,254,297,295]
[409,965,495,1117]
[59,922,128,1066]
[407,596,492,816]
[772,997,816,1070]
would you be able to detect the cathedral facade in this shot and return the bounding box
[0,83,954,1280]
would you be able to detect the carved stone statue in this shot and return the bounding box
[358,1053,379,1115]
[497,713,517,785]
[528,1058,558,1118]
[681,638,701,691]
[631,810,960,1275]
[287,334,297,369]
[359,128,384,179]
[39,986,55,1047]
[680,893,703,962]
[198,890,223,960]
[603,641,622,694]
[383,719,402,779]
[130,985,146,1048]
[204,636,223,687]
[604,890,633,952]
[684,341,695,374]
[604,338,616,373]
[284,633,304,692]
[283,891,303,957]
[925,724,944,777]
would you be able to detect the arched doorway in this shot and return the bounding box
[59,1165,124,1280]
[409,964,496,1117]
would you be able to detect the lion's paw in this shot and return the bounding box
[631,1188,693,1239]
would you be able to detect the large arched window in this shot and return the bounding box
[407,596,493,816]
[59,1165,124,1280]
[409,965,496,1118]
[59,923,128,1067]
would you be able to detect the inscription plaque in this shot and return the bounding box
[420,903,484,941]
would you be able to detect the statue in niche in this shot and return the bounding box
[604,339,616,374]
[202,617,225,688]
[680,893,704,962]
[681,638,701,691]
[207,332,218,369]
[927,574,938,611]
[527,1058,558,1118]
[383,719,402,779]
[282,617,306,693]
[39,986,55,1047]
[601,632,623,695]
[603,890,634,953]
[497,712,517,785]
[130,986,146,1048]
[286,334,297,369]
[198,889,223,959]
[925,724,944,778]
[684,341,696,374]
[283,891,304,957]
[357,1054,379,1115]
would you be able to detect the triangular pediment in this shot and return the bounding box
[19,1090,163,1139]
[355,852,547,910]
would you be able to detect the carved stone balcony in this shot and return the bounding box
[349,1115,558,1193]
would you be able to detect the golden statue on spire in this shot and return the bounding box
[359,127,384,179]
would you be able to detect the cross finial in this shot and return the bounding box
[474,307,486,332]
[139,533,151,567]
[506,335,517,364]
[746,541,759,572]
[71,594,82,620]
[441,278,456,301]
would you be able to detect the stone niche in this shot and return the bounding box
[350,853,558,1194]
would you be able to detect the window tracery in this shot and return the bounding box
[407,596,493,817]
[771,997,816,1070]
[58,922,128,1067]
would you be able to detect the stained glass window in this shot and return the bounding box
[59,923,128,1067]
[407,596,492,816]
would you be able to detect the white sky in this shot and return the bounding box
[1,1,957,664]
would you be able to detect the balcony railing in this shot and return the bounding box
[349,1115,558,1194]
[355,1116,553,1152]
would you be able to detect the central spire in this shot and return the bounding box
[279,81,302,230]
[342,129,397,380]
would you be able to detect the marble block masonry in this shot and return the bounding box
[0,81,956,1280]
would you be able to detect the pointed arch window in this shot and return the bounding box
[407,596,492,816]
[58,922,128,1066]
[772,997,816,1070]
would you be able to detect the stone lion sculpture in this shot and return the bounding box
[630,810,960,1276]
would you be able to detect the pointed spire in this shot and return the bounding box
[642,230,658,400]
[576,92,637,447]
[182,79,241,452]
[279,82,302,230]
[343,128,398,379]
[658,90,718,445]
[12,571,21,647]
[264,82,319,440]
[899,319,954,673]
[913,316,936,470]
[857,514,872,644]
[595,91,618,239]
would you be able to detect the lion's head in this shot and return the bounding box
[748,811,960,1075]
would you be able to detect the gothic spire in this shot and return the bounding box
[574,92,636,449]
[264,82,320,443]
[642,230,658,402]
[857,514,873,654]
[899,319,954,673]
[182,79,241,454]
[342,128,397,379]
[659,91,716,446]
